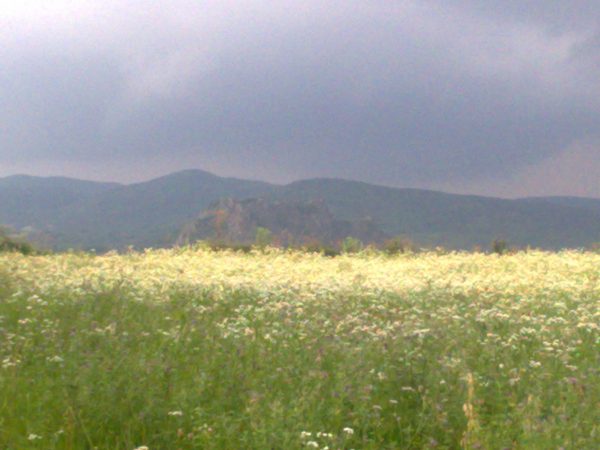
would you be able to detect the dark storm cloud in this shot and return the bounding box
[1,1,599,195]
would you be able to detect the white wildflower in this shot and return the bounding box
[47,355,64,363]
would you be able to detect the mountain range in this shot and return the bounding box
[177,197,387,247]
[1,170,600,251]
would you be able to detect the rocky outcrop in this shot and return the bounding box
[177,198,387,247]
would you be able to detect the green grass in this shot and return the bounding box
[0,274,598,449]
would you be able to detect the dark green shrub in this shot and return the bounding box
[383,236,414,255]
[341,236,363,254]
[254,227,272,248]
[208,240,252,253]
[301,239,340,256]
[491,239,508,255]
[321,246,341,257]
[0,227,35,255]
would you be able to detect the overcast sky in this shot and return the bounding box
[1,1,599,197]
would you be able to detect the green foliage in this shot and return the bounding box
[5,172,600,251]
[254,226,272,248]
[383,235,414,255]
[301,239,340,257]
[0,227,35,255]
[341,236,363,254]
[320,246,341,257]
[1,264,597,448]
[207,240,253,254]
[491,238,508,255]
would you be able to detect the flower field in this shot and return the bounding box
[0,249,598,449]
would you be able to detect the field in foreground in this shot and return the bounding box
[0,249,598,449]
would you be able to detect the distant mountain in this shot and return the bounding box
[47,170,276,250]
[0,175,119,231]
[526,196,600,215]
[274,179,600,249]
[1,170,599,251]
[177,198,387,247]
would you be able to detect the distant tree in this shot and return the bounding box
[341,236,363,254]
[300,237,340,256]
[491,239,508,255]
[207,240,252,253]
[383,236,414,255]
[320,246,340,257]
[0,226,35,255]
[255,227,272,248]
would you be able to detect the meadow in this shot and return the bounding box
[0,248,598,449]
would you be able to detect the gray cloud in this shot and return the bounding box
[1,1,599,196]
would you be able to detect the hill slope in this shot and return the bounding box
[0,175,120,231]
[48,170,276,250]
[1,171,599,250]
[275,179,600,249]
[527,196,600,215]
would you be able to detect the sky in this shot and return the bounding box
[1,0,599,197]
